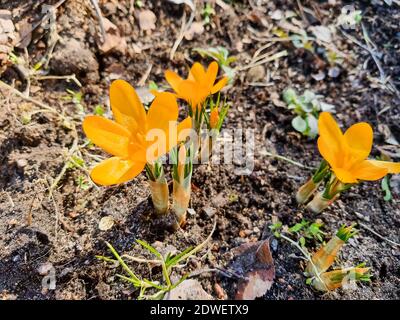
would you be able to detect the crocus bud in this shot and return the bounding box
[210,108,219,129]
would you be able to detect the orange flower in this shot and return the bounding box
[209,108,219,129]
[317,112,400,183]
[83,80,192,186]
[165,61,228,111]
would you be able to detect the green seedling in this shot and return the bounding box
[381,175,392,201]
[97,222,215,300]
[269,221,282,238]
[76,175,90,190]
[65,89,84,113]
[282,88,335,138]
[202,3,215,25]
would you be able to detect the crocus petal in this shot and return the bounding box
[147,92,179,132]
[110,80,146,133]
[90,157,144,185]
[211,77,228,94]
[204,61,218,87]
[352,160,388,181]
[189,62,206,82]
[333,167,358,184]
[176,117,193,143]
[366,160,400,174]
[344,122,373,162]
[83,116,131,157]
[165,70,184,94]
[318,112,345,167]
[318,137,338,168]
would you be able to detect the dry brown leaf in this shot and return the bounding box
[230,239,275,300]
[184,22,204,40]
[138,10,156,32]
[99,18,127,54]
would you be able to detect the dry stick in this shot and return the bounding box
[89,0,107,43]
[16,0,69,47]
[170,9,195,60]
[0,80,66,120]
[137,64,153,87]
[261,150,314,170]
[26,191,38,226]
[35,74,82,87]
[238,50,288,72]
[359,223,400,248]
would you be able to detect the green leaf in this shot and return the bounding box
[94,105,105,116]
[299,237,306,248]
[282,88,297,104]
[381,175,392,201]
[306,114,318,138]
[289,221,306,233]
[136,239,162,259]
[165,246,194,269]
[292,116,307,133]
[148,81,158,91]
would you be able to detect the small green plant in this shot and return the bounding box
[65,89,84,113]
[381,175,392,201]
[148,80,159,91]
[94,105,105,116]
[282,88,335,138]
[269,221,282,238]
[97,222,215,300]
[193,46,236,82]
[202,3,215,25]
[76,175,90,190]
[289,219,325,247]
[67,155,85,170]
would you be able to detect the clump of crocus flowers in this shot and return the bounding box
[306,225,371,291]
[297,112,400,213]
[83,62,228,227]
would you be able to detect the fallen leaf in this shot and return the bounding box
[230,239,275,300]
[138,10,156,32]
[99,18,127,54]
[99,216,114,231]
[184,22,204,40]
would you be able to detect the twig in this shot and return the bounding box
[0,80,68,122]
[238,50,288,72]
[358,222,400,248]
[261,149,314,170]
[137,64,153,87]
[89,0,107,43]
[170,8,195,60]
[16,0,69,47]
[26,191,38,226]
[35,74,82,87]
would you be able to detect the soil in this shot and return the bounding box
[0,0,399,300]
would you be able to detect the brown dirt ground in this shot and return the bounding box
[0,0,399,300]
